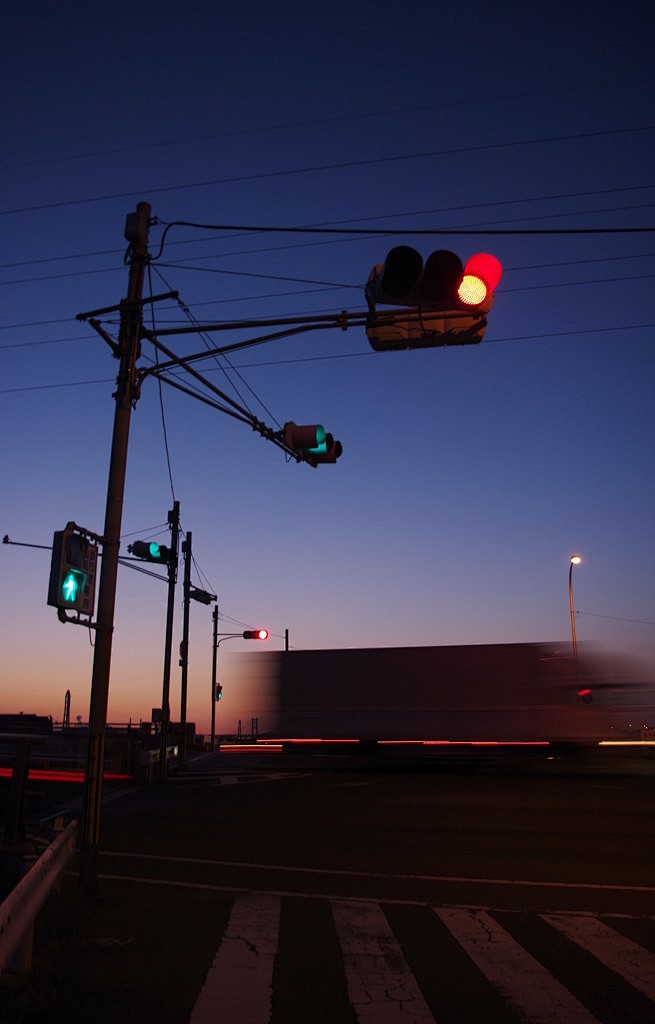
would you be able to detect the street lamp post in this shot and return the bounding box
[568,555,582,664]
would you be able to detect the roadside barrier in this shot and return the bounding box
[0,819,77,977]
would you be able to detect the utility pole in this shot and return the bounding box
[178,532,192,767]
[160,501,180,775]
[211,605,219,751]
[79,202,151,894]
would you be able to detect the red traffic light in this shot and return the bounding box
[367,247,502,312]
[457,253,503,307]
[242,629,269,640]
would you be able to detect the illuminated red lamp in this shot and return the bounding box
[457,253,503,306]
[577,688,594,704]
[242,628,269,640]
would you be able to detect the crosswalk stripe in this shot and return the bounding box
[189,893,280,1024]
[542,913,655,1002]
[185,894,655,1024]
[435,907,599,1024]
[331,899,435,1021]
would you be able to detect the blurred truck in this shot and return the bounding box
[269,642,654,746]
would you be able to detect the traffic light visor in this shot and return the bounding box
[380,246,423,298]
[420,250,464,304]
[457,253,502,306]
[283,422,326,451]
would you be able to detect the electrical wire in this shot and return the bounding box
[152,199,655,260]
[2,184,653,278]
[3,77,651,173]
[578,610,655,627]
[2,124,653,219]
[2,246,652,356]
[2,320,654,395]
[147,262,177,504]
[146,264,283,430]
[121,522,169,539]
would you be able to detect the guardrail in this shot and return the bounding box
[0,819,77,977]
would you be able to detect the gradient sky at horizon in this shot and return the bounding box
[2,1,654,735]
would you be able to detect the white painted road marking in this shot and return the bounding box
[99,882,655,1023]
[435,907,599,1023]
[331,899,434,1021]
[100,848,655,894]
[189,893,280,1024]
[543,912,655,1001]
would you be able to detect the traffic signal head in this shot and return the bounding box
[47,528,98,615]
[215,684,223,701]
[242,629,269,640]
[282,422,343,466]
[129,540,171,563]
[365,247,502,352]
[366,246,502,313]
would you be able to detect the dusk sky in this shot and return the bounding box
[2,2,654,735]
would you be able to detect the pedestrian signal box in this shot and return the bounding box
[47,527,98,617]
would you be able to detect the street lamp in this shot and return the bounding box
[568,555,582,664]
[210,607,269,750]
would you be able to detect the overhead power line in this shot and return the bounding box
[1,125,653,218]
[154,221,655,255]
[2,184,653,273]
[2,321,653,395]
[3,77,651,172]
[578,610,655,627]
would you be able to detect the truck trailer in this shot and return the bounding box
[269,642,653,745]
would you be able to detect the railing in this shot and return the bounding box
[0,819,78,976]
